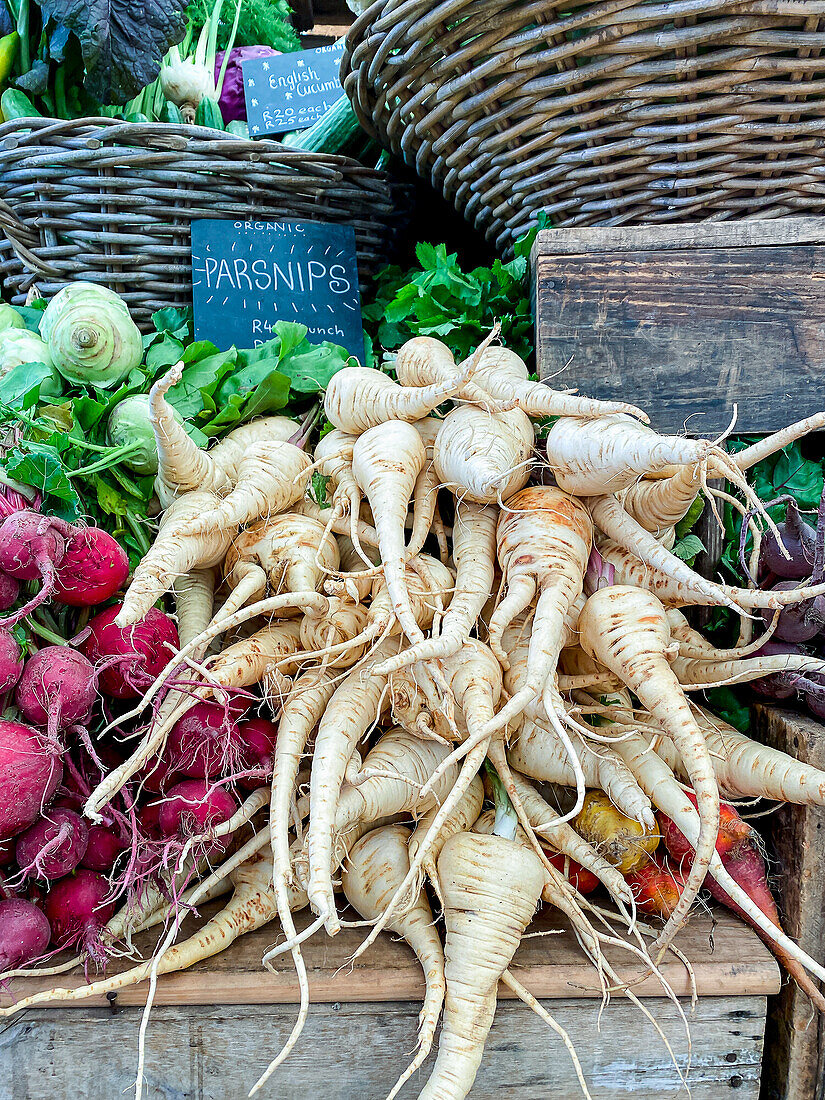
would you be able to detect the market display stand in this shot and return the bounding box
[0,908,778,1099]
[532,220,825,1100]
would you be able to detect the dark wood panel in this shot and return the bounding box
[0,996,769,1099]
[753,706,825,1100]
[533,244,825,435]
[531,220,825,256]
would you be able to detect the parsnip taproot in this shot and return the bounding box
[183,442,312,535]
[433,404,534,504]
[396,337,648,422]
[487,486,592,735]
[116,491,235,627]
[352,420,427,645]
[150,364,231,505]
[578,585,719,952]
[418,831,545,1100]
[305,640,397,934]
[342,825,445,1100]
[375,500,497,675]
[323,333,484,434]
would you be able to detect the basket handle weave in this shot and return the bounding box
[0,198,60,277]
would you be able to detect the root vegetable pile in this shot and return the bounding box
[3,334,825,1100]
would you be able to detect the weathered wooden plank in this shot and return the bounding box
[531,218,825,435]
[0,995,769,1100]
[752,706,825,1100]
[531,218,825,256]
[0,909,779,1010]
[533,243,825,435]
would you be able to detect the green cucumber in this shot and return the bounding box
[281,95,362,155]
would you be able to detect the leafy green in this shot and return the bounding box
[363,214,551,366]
[37,0,189,104]
[671,534,705,566]
[705,687,751,734]
[186,0,300,51]
[4,442,82,521]
[0,361,55,409]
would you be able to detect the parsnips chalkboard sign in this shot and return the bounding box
[190,218,364,360]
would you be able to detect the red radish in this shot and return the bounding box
[44,869,117,951]
[0,512,69,625]
[81,825,127,872]
[15,807,89,880]
[157,779,238,860]
[659,790,752,867]
[82,604,179,699]
[0,570,19,611]
[237,717,278,788]
[166,698,250,779]
[0,897,51,970]
[545,851,598,894]
[0,628,23,691]
[626,857,686,919]
[15,646,97,742]
[0,720,63,840]
[53,527,129,608]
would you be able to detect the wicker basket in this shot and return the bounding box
[342,0,825,256]
[0,117,410,329]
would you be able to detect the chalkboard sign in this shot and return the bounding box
[243,41,345,137]
[190,218,364,360]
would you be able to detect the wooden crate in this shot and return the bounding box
[530,219,825,435]
[0,909,778,1099]
[753,706,825,1100]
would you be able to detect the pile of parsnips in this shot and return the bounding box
[8,329,825,1100]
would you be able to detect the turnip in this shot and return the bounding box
[16,646,97,743]
[44,869,117,952]
[82,604,179,699]
[0,720,63,840]
[0,627,24,692]
[15,807,89,880]
[81,825,127,872]
[53,526,129,608]
[0,898,51,970]
[157,779,238,861]
[166,699,250,778]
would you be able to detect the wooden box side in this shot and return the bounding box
[753,706,825,1100]
[531,220,825,436]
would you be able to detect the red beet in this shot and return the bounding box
[44,870,116,950]
[82,604,179,699]
[0,720,63,841]
[0,897,51,970]
[237,717,278,788]
[15,807,89,880]
[166,699,250,779]
[53,527,129,608]
[0,570,20,610]
[16,646,98,741]
[158,779,238,860]
[81,825,127,872]
[0,627,24,692]
[659,790,752,867]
